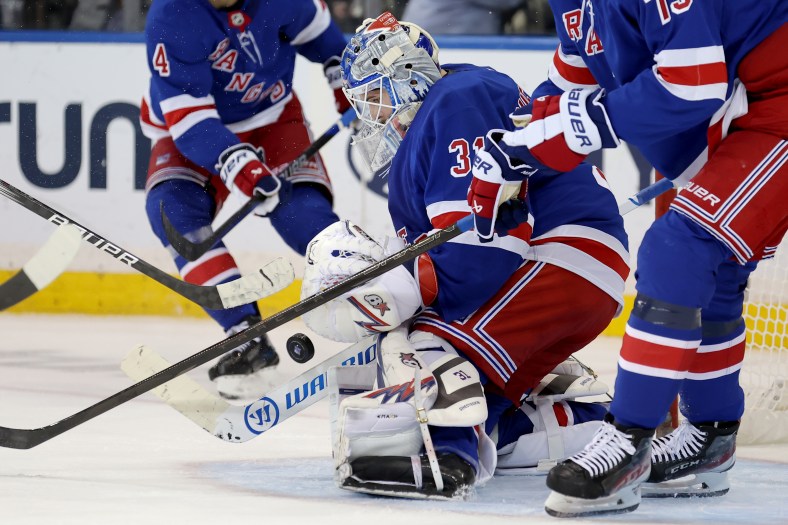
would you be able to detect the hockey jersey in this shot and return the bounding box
[140,0,346,172]
[388,64,629,322]
[537,0,788,182]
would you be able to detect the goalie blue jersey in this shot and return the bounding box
[140,0,346,171]
[537,0,788,182]
[388,64,629,322]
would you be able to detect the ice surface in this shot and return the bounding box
[0,314,785,525]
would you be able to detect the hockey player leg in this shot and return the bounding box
[146,180,280,401]
[330,328,490,500]
[643,278,747,498]
[494,368,609,475]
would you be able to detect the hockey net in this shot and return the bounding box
[738,234,788,445]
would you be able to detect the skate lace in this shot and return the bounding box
[570,421,636,477]
[651,420,706,463]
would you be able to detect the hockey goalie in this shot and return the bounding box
[294,12,634,499]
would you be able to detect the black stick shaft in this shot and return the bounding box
[0,217,471,449]
[0,179,231,310]
[163,109,356,261]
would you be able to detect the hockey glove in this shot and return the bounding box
[324,56,352,115]
[217,143,285,216]
[507,88,619,173]
[467,130,536,242]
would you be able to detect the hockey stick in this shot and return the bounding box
[0,179,295,310]
[618,177,675,215]
[0,215,474,449]
[122,179,678,443]
[0,223,82,310]
[121,338,377,442]
[161,108,358,262]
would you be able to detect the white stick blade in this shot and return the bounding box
[217,257,295,308]
[121,345,231,434]
[22,223,82,290]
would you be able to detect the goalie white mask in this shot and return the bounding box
[340,12,441,175]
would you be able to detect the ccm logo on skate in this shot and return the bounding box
[47,214,140,266]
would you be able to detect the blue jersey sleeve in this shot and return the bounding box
[280,0,347,63]
[395,70,530,321]
[145,3,240,171]
[601,0,728,146]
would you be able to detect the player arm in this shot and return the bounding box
[409,108,531,321]
[281,0,348,111]
[600,0,728,148]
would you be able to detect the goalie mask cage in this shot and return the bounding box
[655,180,787,445]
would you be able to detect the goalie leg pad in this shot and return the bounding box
[329,328,494,498]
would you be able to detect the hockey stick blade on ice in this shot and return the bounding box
[0,179,294,310]
[162,108,358,261]
[0,223,82,310]
[0,215,473,449]
[129,179,677,442]
[121,338,377,442]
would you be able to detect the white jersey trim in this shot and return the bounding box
[225,93,293,134]
[169,109,221,140]
[160,93,216,114]
[289,0,332,46]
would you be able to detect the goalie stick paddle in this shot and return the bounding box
[121,337,378,443]
[0,215,474,449]
[161,108,358,262]
[0,179,295,310]
[126,179,677,443]
[0,223,82,311]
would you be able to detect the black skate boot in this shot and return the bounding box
[642,419,739,498]
[340,452,476,500]
[544,414,653,518]
[208,316,280,401]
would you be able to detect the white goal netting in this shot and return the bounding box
[739,236,788,445]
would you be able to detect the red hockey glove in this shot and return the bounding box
[508,88,619,173]
[467,130,535,242]
[217,144,284,216]
[324,56,352,114]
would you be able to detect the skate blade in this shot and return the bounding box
[642,472,730,498]
[212,366,280,404]
[544,487,641,518]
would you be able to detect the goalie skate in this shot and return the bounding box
[208,316,280,401]
[641,419,738,498]
[340,452,476,501]
[544,415,652,518]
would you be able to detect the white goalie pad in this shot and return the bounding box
[301,221,422,343]
[494,370,608,475]
[329,328,490,486]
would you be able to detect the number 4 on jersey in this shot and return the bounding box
[153,43,170,77]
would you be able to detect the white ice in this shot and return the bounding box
[0,314,786,525]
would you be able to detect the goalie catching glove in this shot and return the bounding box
[301,220,423,343]
[217,143,288,216]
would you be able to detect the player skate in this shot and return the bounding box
[544,415,652,518]
[641,419,739,498]
[208,315,280,401]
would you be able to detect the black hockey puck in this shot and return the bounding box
[286,333,315,364]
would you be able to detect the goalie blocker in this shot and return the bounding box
[328,328,610,500]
